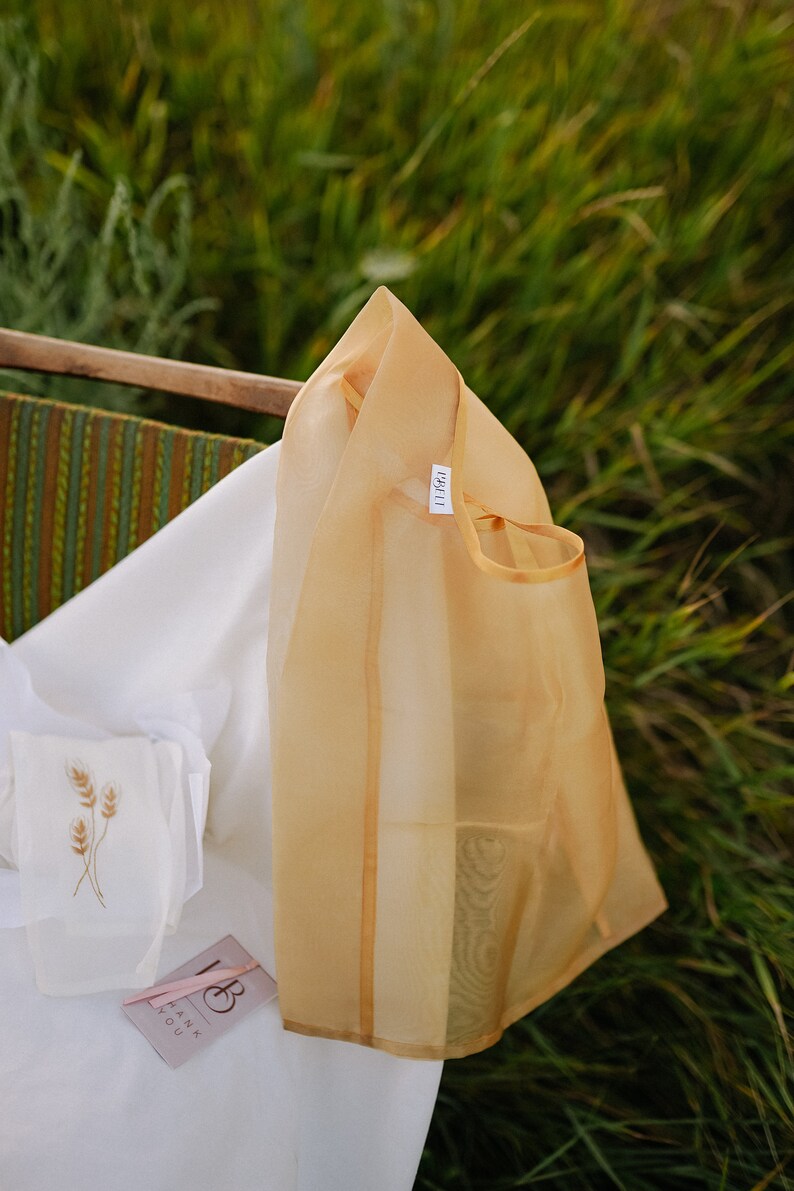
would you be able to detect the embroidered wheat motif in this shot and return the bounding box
[66,760,121,907]
[66,761,96,808]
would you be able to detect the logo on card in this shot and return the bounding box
[196,958,248,1014]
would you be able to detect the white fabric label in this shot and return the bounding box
[429,464,453,514]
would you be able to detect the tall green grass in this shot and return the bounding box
[0,16,219,421]
[1,3,791,1186]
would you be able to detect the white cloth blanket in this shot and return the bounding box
[0,438,442,1191]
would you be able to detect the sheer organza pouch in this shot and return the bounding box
[0,641,228,993]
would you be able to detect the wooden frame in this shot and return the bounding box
[0,327,302,418]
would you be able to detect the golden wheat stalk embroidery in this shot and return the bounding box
[66,760,121,908]
[93,782,119,900]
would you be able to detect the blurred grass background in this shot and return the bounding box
[1,2,792,1186]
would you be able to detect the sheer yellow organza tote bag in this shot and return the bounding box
[267,286,667,1060]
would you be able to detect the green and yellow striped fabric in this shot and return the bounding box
[0,390,266,642]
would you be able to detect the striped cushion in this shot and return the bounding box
[0,391,266,642]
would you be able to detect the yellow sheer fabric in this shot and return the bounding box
[267,286,667,1060]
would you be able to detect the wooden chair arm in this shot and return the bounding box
[0,327,301,418]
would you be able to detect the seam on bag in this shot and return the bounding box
[359,504,384,1042]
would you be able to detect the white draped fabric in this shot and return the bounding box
[0,438,442,1191]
